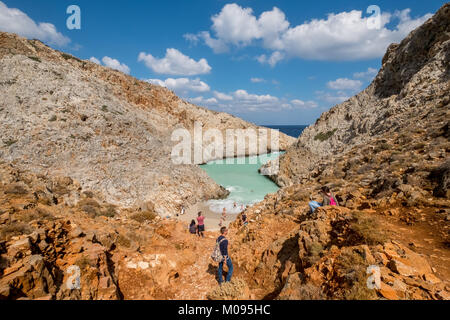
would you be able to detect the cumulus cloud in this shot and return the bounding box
[291,99,318,109]
[88,56,130,74]
[0,1,70,46]
[188,4,432,62]
[353,67,378,80]
[213,91,233,101]
[327,78,363,91]
[256,51,284,67]
[145,78,210,95]
[101,56,130,74]
[316,90,351,105]
[89,57,101,65]
[138,48,211,76]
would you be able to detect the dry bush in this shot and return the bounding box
[207,279,248,300]
[334,250,377,300]
[349,212,387,245]
[0,222,33,240]
[130,211,156,223]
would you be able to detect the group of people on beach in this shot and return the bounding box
[185,185,338,285]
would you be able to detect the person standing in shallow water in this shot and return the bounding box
[217,227,233,284]
[309,186,339,213]
[197,212,205,238]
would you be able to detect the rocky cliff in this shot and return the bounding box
[0,31,294,215]
[229,4,450,300]
[263,3,449,188]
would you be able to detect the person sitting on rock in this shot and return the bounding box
[189,220,197,235]
[309,186,339,213]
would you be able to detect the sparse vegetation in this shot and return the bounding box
[130,211,156,223]
[334,250,377,300]
[75,255,94,270]
[0,222,33,241]
[100,205,117,218]
[101,105,108,112]
[61,53,82,63]
[314,129,337,142]
[117,234,131,248]
[306,242,324,265]
[3,139,18,147]
[207,278,248,300]
[349,212,387,245]
[49,115,57,122]
[4,184,27,195]
[28,56,41,63]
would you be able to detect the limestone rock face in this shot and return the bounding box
[0,31,294,215]
[264,3,449,190]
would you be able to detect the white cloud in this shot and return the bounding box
[138,48,211,76]
[0,1,70,46]
[234,89,279,104]
[353,67,378,80]
[189,88,319,113]
[145,78,210,95]
[101,56,130,74]
[291,99,318,109]
[256,51,284,67]
[250,78,266,83]
[327,78,363,91]
[191,4,432,62]
[316,91,350,105]
[89,57,101,65]
[213,91,233,101]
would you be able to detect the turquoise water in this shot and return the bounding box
[200,153,283,214]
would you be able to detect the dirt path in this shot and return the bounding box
[172,231,226,300]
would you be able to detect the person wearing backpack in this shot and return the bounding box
[309,186,339,213]
[215,227,233,285]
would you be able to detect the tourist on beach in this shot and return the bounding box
[197,212,205,238]
[189,220,197,235]
[217,227,233,284]
[309,186,339,213]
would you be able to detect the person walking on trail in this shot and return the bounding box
[217,227,233,284]
[189,220,197,235]
[309,186,339,213]
[197,212,205,238]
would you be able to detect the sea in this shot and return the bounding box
[200,125,306,214]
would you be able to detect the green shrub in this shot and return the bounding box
[314,129,337,142]
[101,105,108,112]
[49,115,57,122]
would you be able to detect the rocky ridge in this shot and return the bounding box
[0,31,294,215]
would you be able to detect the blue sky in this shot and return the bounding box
[0,0,445,125]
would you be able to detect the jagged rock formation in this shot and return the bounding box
[0,32,294,215]
[263,3,449,188]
